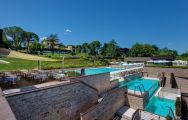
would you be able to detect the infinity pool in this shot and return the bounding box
[119,78,159,96]
[77,67,122,75]
[145,96,175,118]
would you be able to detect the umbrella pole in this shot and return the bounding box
[40,60,41,70]
[38,60,39,70]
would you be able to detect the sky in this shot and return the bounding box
[0,0,188,53]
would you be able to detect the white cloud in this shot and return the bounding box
[40,37,47,41]
[64,29,72,34]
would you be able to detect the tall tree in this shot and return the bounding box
[75,45,82,53]
[130,43,143,57]
[159,48,178,57]
[3,26,24,50]
[101,43,108,56]
[101,40,120,57]
[82,43,89,53]
[141,44,155,57]
[88,40,101,56]
[22,32,39,53]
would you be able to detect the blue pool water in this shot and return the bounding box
[145,96,175,118]
[77,67,122,75]
[119,78,159,94]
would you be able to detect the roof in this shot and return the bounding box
[151,56,175,61]
[124,57,150,62]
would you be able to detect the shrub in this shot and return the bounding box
[66,71,81,77]
[176,97,181,117]
[166,115,172,120]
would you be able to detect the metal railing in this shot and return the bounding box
[131,109,141,120]
[166,106,176,120]
[134,84,146,95]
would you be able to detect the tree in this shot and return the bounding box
[22,32,39,53]
[130,43,143,57]
[88,40,101,56]
[75,45,82,53]
[3,26,24,50]
[30,42,43,54]
[159,48,178,57]
[59,43,65,50]
[82,43,89,53]
[101,43,108,56]
[101,40,120,57]
[45,34,59,54]
[141,44,155,57]
[130,43,160,57]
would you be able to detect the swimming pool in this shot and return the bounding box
[119,78,159,96]
[145,96,175,118]
[76,67,122,75]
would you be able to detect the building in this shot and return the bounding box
[148,56,175,66]
[124,57,151,64]
[41,39,60,49]
[64,45,74,52]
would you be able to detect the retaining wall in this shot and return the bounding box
[144,67,188,78]
[127,92,149,110]
[144,67,188,93]
[6,82,98,120]
[71,73,118,95]
[80,87,128,120]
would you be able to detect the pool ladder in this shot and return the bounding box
[166,106,176,120]
[134,84,146,95]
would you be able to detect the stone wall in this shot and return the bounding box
[6,82,98,120]
[144,67,188,93]
[144,67,188,78]
[71,73,118,95]
[80,87,128,120]
[127,92,149,110]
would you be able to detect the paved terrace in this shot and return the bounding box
[0,88,16,120]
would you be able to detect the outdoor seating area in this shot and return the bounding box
[0,69,69,90]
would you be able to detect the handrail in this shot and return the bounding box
[138,86,142,95]
[166,106,176,120]
[131,109,141,120]
[134,84,145,95]
[113,116,121,120]
[140,84,146,92]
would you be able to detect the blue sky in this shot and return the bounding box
[0,0,188,53]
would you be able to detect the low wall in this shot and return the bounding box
[127,92,149,110]
[0,88,16,120]
[144,67,188,93]
[144,67,188,78]
[71,73,118,95]
[6,82,98,120]
[80,87,128,120]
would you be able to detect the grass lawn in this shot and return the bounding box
[0,57,106,71]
